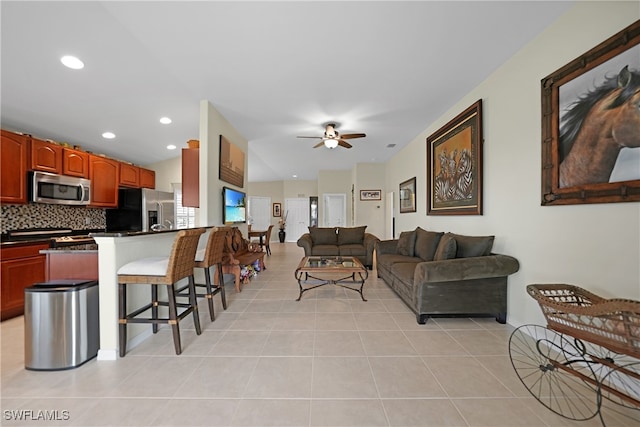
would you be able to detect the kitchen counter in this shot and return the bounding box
[91,226,217,360]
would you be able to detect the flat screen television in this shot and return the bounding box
[222,186,246,224]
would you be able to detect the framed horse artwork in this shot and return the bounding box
[541,20,640,205]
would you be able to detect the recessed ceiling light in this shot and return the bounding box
[159,117,172,124]
[102,132,116,139]
[60,55,84,70]
[166,144,176,150]
[292,175,298,178]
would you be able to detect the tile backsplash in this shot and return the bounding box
[1,204,106,233]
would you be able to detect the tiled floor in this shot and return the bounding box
[2,243,639,426]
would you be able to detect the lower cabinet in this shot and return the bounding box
[1,242,48,321]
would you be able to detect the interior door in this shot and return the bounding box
[386,191,394,239]
[323,193,346,227]
[284,198,309,242]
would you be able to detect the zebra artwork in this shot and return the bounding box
[433,148,474,203]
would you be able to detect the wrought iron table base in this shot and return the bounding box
[295,272,367,301]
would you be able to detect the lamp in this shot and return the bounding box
[323,138,339,149]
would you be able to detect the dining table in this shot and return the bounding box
[248,229,267,250]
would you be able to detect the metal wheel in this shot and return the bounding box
[509,324,599,421]
[598,362,640,427]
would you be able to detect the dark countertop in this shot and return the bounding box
[90,226,216,238]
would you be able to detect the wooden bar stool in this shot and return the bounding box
[177,227,229,321]
[117,228,205,357]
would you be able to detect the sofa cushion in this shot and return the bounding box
[414,228,444,261]
[337,226,366,245]
[309,227,337,245]
[434,234,457,261]
[377,253,422,266]
[310,244,340,256]
[338,244,366,257]
[448,233,494,258]
[397,230,416,257]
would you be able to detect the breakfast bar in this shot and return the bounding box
[91,227,211,360]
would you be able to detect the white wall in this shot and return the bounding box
[385,1,640,327]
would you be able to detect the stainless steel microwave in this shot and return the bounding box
[31,171,91,205]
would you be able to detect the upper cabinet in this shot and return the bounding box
[62,148,89,178]
[89,155,119,208]
[119,163,140,188]
[139,167,155,189]
[182,148,199,207]
[30,137,62,174]
[0,130,29,204]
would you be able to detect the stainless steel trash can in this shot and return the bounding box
[24,279,99,370]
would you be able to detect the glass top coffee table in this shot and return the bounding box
[294,256,369,301]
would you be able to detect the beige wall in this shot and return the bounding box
[385,1,640,327]
[145,156,181,193]
[353,163,385,238]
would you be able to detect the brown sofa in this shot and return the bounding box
[296,226,379,269]
[376,227,520,324]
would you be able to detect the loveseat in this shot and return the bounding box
[297,226,379,269]
[376,227,519,324]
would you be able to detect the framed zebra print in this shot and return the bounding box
[426,99,483,215]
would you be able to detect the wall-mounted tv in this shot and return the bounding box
[222,186,246,224]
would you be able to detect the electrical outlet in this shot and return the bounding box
[85,217,91,225]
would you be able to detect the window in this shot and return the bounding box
[173,184,196,228]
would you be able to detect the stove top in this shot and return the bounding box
[5,228,98,248]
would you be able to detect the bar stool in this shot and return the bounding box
[177,227,229,321]
[117,228,205,357]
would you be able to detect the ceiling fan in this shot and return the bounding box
[297,123,366,149]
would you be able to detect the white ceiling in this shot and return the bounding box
[1,1,573,182]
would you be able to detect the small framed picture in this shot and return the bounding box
[399,177,417,213]
[359,189,381,201]
[273,203,281,217]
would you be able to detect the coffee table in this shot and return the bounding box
[294,256,368,301]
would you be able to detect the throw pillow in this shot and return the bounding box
[448,232,495,258]
[397,230,417,257]
[434,234,457,260]
[308,227,338,245]
[337,226,367,245]
[414,227,444,261]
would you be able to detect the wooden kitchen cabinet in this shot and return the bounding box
[119,163,140,188]
[139,167,155,189]
[182,148,199,207]
[62,147,89,178]
[89,155,119,208]
[1,242,48,321]
[30,137,63,174]
[0,130,29,204]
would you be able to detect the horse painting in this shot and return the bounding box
[559,65,640,188]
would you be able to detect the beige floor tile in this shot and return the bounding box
[231,399,311,426]
[423,355,514,398]
[315,312,357,330]
[68,397,170,426]
[404,330,470,356]
[208,330,270,356]
[312,356,378,398]
[382,398,468,426]
[152,399,239,426]
[314,330,367,356]
[447,329,511,355]
[452,397,548,426]
[174,357,259,398]
[261,330,314,356]
[360,330,417,356]
[243,357,313,398]
[353,312,400,330]
[316,298,353,312]
[310,399,388,426]
[349,299,388,312]
[270,312,316,330]
[369,356,447,398]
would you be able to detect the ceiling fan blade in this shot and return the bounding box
[313,141,325,148]
[340,133,366,140]
[297,136,322,139]
[338,140,353,149]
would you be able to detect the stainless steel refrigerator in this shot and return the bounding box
[106,188,175,232]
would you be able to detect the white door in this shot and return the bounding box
[323,193,346,227]
[284,198,309,242]
[248,196,270,230]
[386,191,394,239]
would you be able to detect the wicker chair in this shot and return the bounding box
[117,228,205,357]
[177,227,230,321]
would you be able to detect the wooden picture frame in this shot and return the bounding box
[219,135,245,188]
[272,203,281,217]
[541,20,640,206]
[399,177,416,213]
[426,100,483,215]
[360,189,381,201]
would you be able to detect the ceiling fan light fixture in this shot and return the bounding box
[324,138,339,149]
